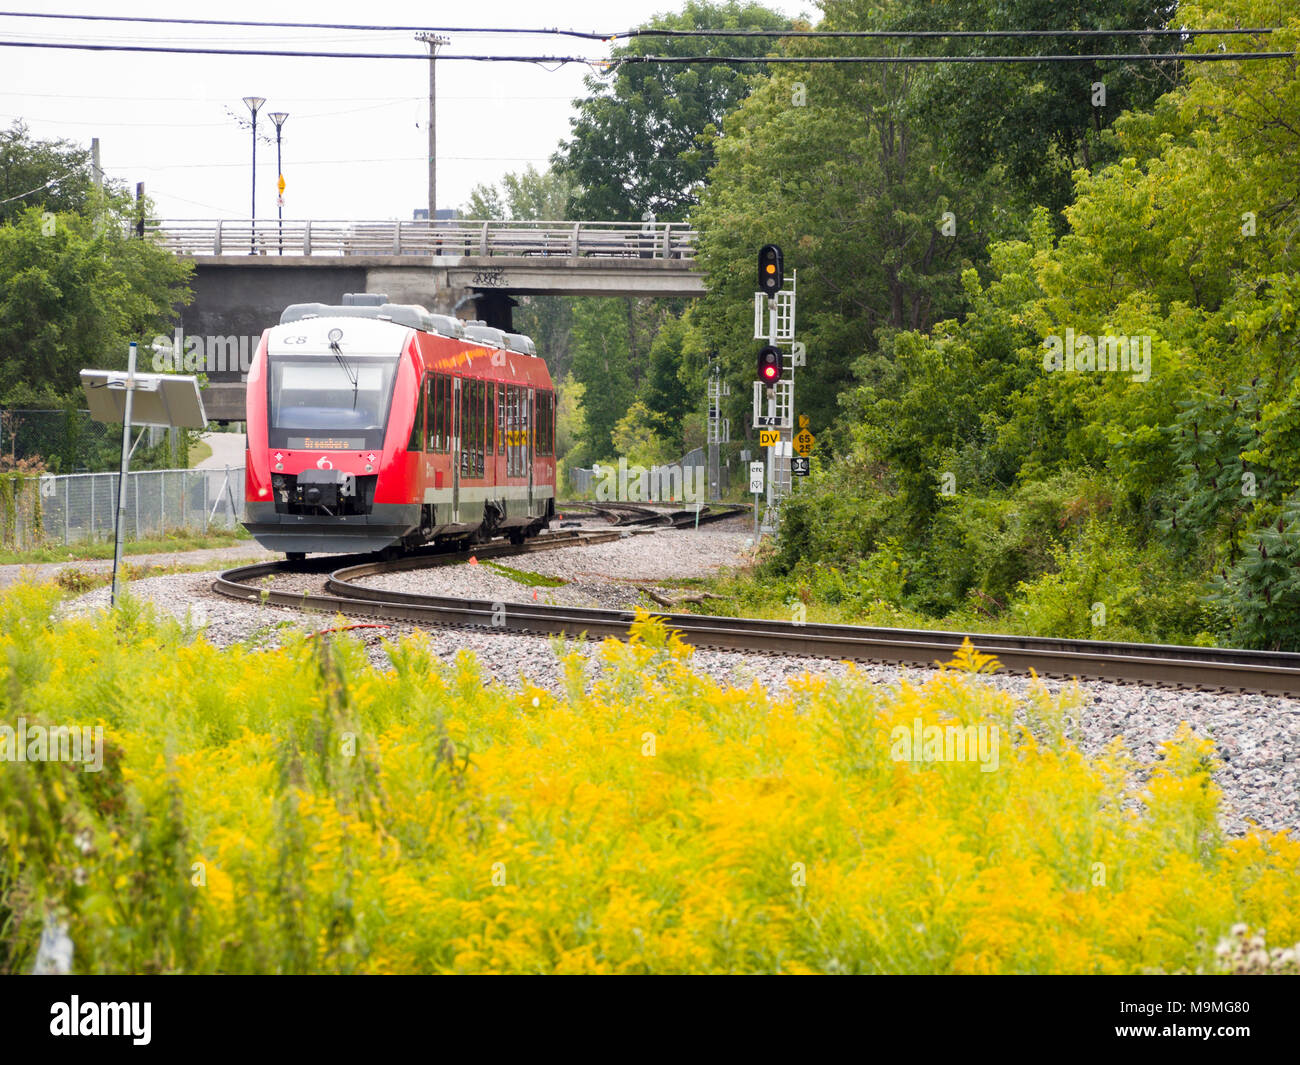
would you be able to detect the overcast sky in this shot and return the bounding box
[2,1,811,221]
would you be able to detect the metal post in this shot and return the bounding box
[249,112,257,251]
[242,96,265,254]
[225,466,238,526]
[269,112,288,255]
[110,342,137,607]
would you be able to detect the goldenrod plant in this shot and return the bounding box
[0,583,1296,974]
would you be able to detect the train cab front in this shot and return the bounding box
[244,318,420,556]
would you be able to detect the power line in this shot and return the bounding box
[620,51,1297,64]
[0,12,1282,40]
[0,165,81,205]
[0,39,1293,65]
[0,39,1292,64]
[105,156,554,170]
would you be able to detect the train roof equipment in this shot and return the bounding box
[279,296,466,339]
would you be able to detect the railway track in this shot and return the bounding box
[557,500,749,529]
[213,537,1300,697]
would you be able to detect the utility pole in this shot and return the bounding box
[90,137,102,200]
[89,137,103,237]
[415,33,449,221]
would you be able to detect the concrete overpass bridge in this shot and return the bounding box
[154,218,705,420]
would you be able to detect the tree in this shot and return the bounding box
[568,298,634,460]
[642,314,694,448]
[553,1,792,222]
[0,122,107,224]
[464,164,572,222]
[892,0,1181,220]
[0,206,192,402]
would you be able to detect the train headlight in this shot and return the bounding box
[275,462,284,471]
[364,463,373,473]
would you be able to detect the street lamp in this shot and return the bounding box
[242,95,265,254]
[268,112,288,255]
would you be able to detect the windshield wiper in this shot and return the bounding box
[330,345,360,409]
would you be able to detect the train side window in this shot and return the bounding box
[477,379,486,477]
[462,377,473,473]
[450,375,457,453]
[444,374,454,453]
[486,379,495,457]
[408,375,425,452]
[464,380,473,475]
[427,374,441,452]
[473,379,483,477]
[511,386,521,477]
[505,386,514,477]
[431,377,441,452]
[497,385,506,455]
[535,391,548,457]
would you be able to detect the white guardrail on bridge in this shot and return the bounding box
[145,219,698,260]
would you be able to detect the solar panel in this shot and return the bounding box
[80,370,208,429]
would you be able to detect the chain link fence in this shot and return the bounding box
[568,449,719,499]
[0,409,188,473]
[0,467,245,551]
[0,409,118,472]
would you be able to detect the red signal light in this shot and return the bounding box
[757,345,782,384]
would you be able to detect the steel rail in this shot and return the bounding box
[213,543,1300,696]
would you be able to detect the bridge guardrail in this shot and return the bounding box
[143,219,698,260]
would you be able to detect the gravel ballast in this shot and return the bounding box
[56,524,1300,839]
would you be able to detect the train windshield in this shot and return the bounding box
[268,355,398,450]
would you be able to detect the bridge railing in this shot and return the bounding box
[144,219,698,260]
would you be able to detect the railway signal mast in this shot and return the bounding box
[706,359,729,502]
[753,244,798,535]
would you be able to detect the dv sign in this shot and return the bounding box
[759,429,780,447]
[749,461,765,494]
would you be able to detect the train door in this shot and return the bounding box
[452,376,461,523]
[526,387,535,516]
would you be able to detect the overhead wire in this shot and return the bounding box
[0,12,1283,40]
[0,39,1290,64]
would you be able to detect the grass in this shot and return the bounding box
[187,439,213,466]
[479,559,568,588]
[673,564,1038,635]
[53,555,270,594]
[0,527,255,566]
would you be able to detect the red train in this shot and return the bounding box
[243,294,556,558]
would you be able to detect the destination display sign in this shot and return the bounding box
[286,437,366,450]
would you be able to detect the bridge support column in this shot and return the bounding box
[467,291,516,331]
